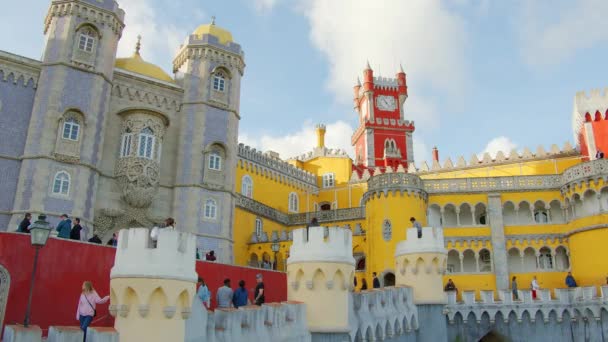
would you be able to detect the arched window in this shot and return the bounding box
[137,127,155,159]
[52,171,70,195]
[241,175,253,197]
[322,173,335,188]
[533,201,548,223]
[208,151,222,171]
[255,218,263,237]
[62,118,80,141]
[120,129,133,157]
[213,72,225,92]
[539,247,553,269]
[78,29,96,53]
[479,249,492,272]
[288,192,299,213]
[204,199,217,220]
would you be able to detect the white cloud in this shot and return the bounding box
[301,0,470,127]
[117,0,200,73]
[480,136,517,158]
[517,0,608,67]
[253,0,279,13]
[240,120,432,168]
[239,120,355,159]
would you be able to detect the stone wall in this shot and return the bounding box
[445,286,608,341]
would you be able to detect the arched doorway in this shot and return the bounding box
[319,202,331,211]
[0,264,10,330]
[383,272,396,287]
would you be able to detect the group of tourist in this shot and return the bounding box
[18,213,89,241]
[196,274,266,309]
[444,272,583,301]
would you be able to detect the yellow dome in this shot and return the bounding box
[115,52,174,83]
[192,22,233,45]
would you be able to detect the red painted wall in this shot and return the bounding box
[0,232,286,336]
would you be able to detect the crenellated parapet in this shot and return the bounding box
[289,226,355,265]
[572,88,608,141]
[412,142,577,174]
[202,302,311,342]
[361,172,427,204]
[110,228,197,281]
[238,143,317,191]
[446,286,608,325]
[110,228,197,342]
[44,0,125,36]
[0,51,40,89]
[350,286,419,341]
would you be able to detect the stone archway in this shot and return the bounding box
[0,264,10,330]
[383,272,396,287]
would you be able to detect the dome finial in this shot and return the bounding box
[211,16,216,25]
[135,35,142,55]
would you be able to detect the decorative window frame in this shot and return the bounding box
[255,217,263,237]
[71,24,100,68]
[209,152,222,171]
[322,173,335,188]
[54,110,85,161]
[288,192,299,213]
[51,170,71,198]
[204,198,218,221]
[137,127,156,160]
[209,66,232,105]
[241,175,253,198]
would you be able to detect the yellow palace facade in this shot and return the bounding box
[233,87,608,295]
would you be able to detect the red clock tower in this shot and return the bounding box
[351,62,415,171]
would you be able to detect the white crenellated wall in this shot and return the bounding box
[395,227,445,255]
[111,228,197,282]
[288,226,355,265]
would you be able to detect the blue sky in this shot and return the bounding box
[3,0,608,165]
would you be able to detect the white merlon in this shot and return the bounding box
[395,227,446,256]
[288,226,355,265]
[572,88,608,140]
[373,76,399,88]
[110,228,197,282]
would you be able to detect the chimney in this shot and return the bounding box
[432,146,439,162]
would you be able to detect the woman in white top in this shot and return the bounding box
[531,276,540,299]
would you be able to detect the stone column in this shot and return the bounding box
[488,193,509,290]
[395,227,448,341]
[455,208,461,226]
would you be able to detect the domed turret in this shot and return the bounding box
[115,36,174,83]
[192,16,233,45]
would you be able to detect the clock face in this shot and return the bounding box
[376,95,396,111]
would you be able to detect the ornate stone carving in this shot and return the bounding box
[382,219,392,241]
[93,207,158,240]
[115,113,166,208]
[162,306,176,319]
[138,304,150,318]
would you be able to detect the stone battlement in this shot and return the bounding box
[349,286,419,341]
[395,227,446,256]
[188,300,311,342]
[446,285,608,324]
[373,76,399,89]
[110,228,197,282]
[237,143,317,186]
[288,226,355,265]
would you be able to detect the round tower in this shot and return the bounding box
[109,228,197,342]
[287,226,355,336]
[394,227,447,304]
[362,172,427,287]
[395,226,448,341]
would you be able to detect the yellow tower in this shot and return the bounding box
[315,124,327,148]
[363,172,428,285]
[109,228,197,342]
[287,226,355,336]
